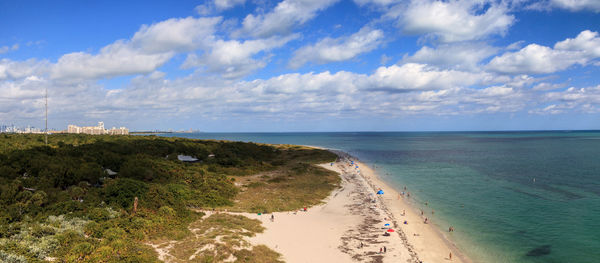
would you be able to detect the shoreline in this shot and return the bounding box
[240,151,470,262]
[353,158,471,263]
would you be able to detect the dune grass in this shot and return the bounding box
[153,213,283,263]
[228,162,340,213]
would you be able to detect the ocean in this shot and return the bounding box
[157,131,600,263]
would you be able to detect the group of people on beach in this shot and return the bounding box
[342,156,459,262]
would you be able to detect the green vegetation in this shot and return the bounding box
[229,159,340,213]
[0,134,337,262]
[156,213,282,263]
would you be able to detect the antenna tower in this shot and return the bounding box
[45,88,48,145]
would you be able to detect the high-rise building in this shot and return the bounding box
[66,122,128,135]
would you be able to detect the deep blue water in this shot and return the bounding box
[157,131,600,262]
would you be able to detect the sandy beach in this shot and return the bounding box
[243,156,469,263]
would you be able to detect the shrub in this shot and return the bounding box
[103,178,148,209]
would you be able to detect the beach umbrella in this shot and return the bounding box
[384,223,390,227]
[377,190,384,195]
[387,229,395,232]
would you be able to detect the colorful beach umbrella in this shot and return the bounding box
[377,190,384,195]
[384,223,390,226]
[387,229,395,232]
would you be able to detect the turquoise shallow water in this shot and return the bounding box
[158,131,600,262]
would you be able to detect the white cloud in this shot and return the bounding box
[530,85,600,114]
[487,44,580,74]
[130,17,221,53]
[554,30,600,56]
[400,0,515,43]
[549,0,600,12]
[0,59,49,80]
[214,0,246,10]
[403,42,498,70]
[487,30,600,74]
[0,60,541,128]
[51,42,174,80]
[183,35,298,79]
[353,0,401,6]
[51,17,222,80]
[196,0,246,15]
[506,40,525,50]
[367,63,497,92]
[0,44,19,54]
[532,82,567,91]
[235,0,340,38]
[289,27,384,68]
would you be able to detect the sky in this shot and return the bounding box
[1,0,600,132]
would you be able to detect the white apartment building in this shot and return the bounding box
[67,122,129,135]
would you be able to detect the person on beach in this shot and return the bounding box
[360,242,363,248]
[449,252,452,260]
[384,246,387,253]
[402,210,406,216]
[379,248,382,254]
[420,210,424,216]
[271,214,274,222]
[424,217,428,224]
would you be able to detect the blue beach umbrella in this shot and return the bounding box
[377,190,384,195]
[384,223,390,227]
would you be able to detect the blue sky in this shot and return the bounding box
[1,0,600,131]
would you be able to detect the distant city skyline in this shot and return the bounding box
[1,0,599,132]
[67,121,129,135]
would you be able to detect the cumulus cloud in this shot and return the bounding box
[289,27,384,68]
[367,63,498,92]
[4,3,597,129]
[530,85,600,114]
[235,0,340,38]
[2,59,532,127]
[51,43,174,80]
[52,17,222,80]
[403,42,498,70]
[487,30,600,74]
[182,34,298,79]
[51,15,292,80]
[400,0,515,43]
[130,17,221,53]
[0,59,49,80]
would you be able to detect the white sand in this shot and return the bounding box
[356,160,469,263]
[244,158,470,263]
